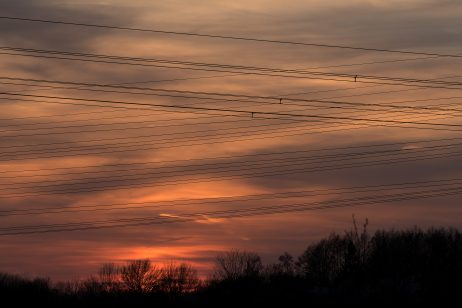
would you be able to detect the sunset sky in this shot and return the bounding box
[1,0,462,280]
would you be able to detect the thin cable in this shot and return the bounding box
[3,77,462,114]
[1,148,460,198]
[2,143,460,189]
[0,16,461,58]
[0,136,457,174]
[2,52,462,90]
[3,186,461,230]
[3,179,462,217]
[2,139,459,180]
[1,187,461,235]
[2,177,462,216]
[2,92,462,130]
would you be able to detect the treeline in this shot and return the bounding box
[2,222,462,306]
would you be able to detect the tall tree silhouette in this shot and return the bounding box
[214,250,263,281]
[98,262,120,292]
[159,262,200,294]
[120,259,161,293]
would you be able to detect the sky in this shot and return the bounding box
[0,0,462,280]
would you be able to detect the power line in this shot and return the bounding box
[2,72,459,124]
[6,74,458,116]
[3,85,462,162]
[0,107,229,129]
[2,50,462,90]
[0,114,273,135]
[1,116,460,163]
[0,97,458,179]
[3,140,459,181]
[2,178,462,217]
[4,82,462,130]
[0,130,462,171]
[1,148,460,199]
[0,96,246,121]
[3,186,461,229]
[2,142,460,189]
[2,73,244,96]
[1,106,461,164]
[2,78,462,139]
[3,83,462,123]
[2,98,460,137]
[3,77,462,114]
[0,123,392,162]
[0,115,460,160]
[2,92,462,129]
[3,178,462,212]
[0,16,461,58]
[0,116,340,143]
[0,136,457,174]
[3,47,461,86]
[4,49,461,90]
[1,186,461,235]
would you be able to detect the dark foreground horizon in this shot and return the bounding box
[2,223,462,307]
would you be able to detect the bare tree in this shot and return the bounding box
[54,280,81,295]
[344,215,370,267]
[159,262,200,294]
[120,259,161,293]
[80,276,103,295]
[98,263,120,292]
[278,252,295,274]
[265,252,296,277]
[214,250,263,280]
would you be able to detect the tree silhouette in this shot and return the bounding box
[214,249,263,281]
[159,262,200,294]
[297,233,349,285]
[98,262,120,293]
[3,224,462,306]
[120,259,161,293]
